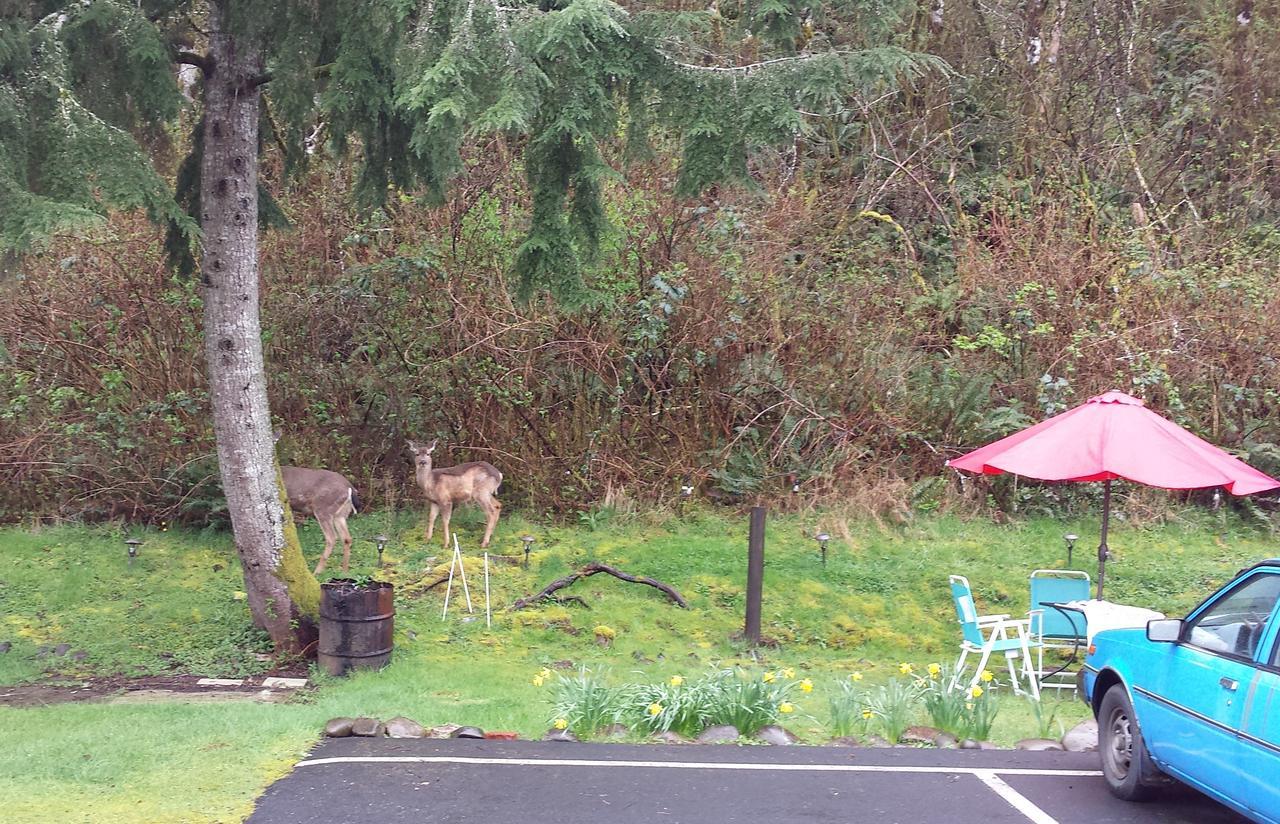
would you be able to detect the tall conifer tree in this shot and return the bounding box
[2,0,935,652]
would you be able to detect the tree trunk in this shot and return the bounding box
[200,3,318,654]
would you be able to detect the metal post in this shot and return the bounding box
[1097,479,1112,600]
[745,506,766,646]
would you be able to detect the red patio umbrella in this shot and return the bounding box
[947,390,1280,598]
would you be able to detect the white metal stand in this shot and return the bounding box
[441,533,474,619]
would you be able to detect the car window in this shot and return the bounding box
[1185,572,1280,660]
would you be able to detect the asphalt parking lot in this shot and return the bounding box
[247,738,1250,824]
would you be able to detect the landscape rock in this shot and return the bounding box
[197,678,245,687]
[351,717,384,737]
[428,724,462,739]
[325,717,355,737]
[959,739,1001,750]
[932,732,959,749]
[901,725,943,746]
[598,723,629,738]
[0,641,11,654]
[754,725,798,745]
[452,726,486,739]
[543,728,579,742]
[385,717,426,739]
[1062,719,1098,752]
[652,731,689,744]
[828,736,865,747]
[865,735,894,748]
[261,677,308,689]
[1016,738,1065,752]
[551,660,575,669]
[53,643,71,656]
[696,724,740,744]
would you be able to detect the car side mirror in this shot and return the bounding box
[1147,619,1183,643]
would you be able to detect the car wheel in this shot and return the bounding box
[1099,684,1162,801]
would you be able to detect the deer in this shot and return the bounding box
[407,439,503,548]
[281,465,362,575]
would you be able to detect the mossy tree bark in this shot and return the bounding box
[199,1,318,653]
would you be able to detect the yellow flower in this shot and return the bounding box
[781,667,796,679]
[762,671,775,683]
[779,702,795,714]
[532,675,545,687]
[553,718,568,730]
[970,685,984,699]
[898,662,913,676]
[648,703,664,716]
[980,669,994,683]
[799,678,813,693]
[539,667,553,679]
[849,671,864,682]
[965,702,974,711]
[670,675,684,687]
[927,663,942,678]
[861,708,874,720]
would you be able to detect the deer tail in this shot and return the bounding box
[348,487,362,516]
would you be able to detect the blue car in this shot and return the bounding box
[1083,560,1280,823]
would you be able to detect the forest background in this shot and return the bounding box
[3,0,1279,527]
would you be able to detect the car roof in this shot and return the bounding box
[1238,559,1280,576]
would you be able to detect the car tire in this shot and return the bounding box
[1099,684,1163,801]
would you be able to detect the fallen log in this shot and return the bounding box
[511,563,688,610]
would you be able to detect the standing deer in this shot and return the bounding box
[281,466,362,574]
[407,440,503,548]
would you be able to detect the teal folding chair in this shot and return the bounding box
[1029,569,1091,691]
[949,575,1041,698]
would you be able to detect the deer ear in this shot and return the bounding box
[427,439,438,453]
[407,440,419,454]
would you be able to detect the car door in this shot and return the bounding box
[1237,600,1280,821]
[1140,571,1280,799]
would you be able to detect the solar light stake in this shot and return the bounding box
[374,534,389,568]
[124,538,143,565]
[1063,533,1078,568]
[520,535,535,569]
[815,533,831,567]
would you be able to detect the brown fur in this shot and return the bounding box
[408,440,503,548]
[281,465,359,574]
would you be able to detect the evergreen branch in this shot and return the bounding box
[660,48,855,76]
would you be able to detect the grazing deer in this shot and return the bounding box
[281,466,362,574]
[407,439,503,548]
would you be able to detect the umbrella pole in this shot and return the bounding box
[1097,479,1111,599]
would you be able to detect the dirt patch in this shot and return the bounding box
[0,666,310,709]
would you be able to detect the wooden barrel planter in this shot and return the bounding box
[318,579,395,677]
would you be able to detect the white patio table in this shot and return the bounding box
[1058,599,1165,644]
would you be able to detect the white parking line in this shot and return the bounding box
[975,770,1060,824]
[295,754,1103,780]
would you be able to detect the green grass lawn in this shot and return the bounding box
[0,506,1273,823]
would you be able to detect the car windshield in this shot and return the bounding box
[1186,572,1280,660]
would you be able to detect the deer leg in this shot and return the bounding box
[314,517,337,575]
[440,502,453,549]
[335,514,353,572]
[481,496,501,547]
[426,502,439,542]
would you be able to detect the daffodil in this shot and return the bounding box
[927,663,942,678]
[762,671,775,683]
[781,667,796,679]
[861,708,874,720]
[532,675,545,687]
[898,662,913,676]
[553,718,568,730]
[779,702,795,714]
[799,678,813,693]
[670,675,684,687]
[648,703,664,716]
[965,702,974,711]
[850,671,864,682]
[980,669,994,683]
[970,685,984,699]
[539,667,553,679]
